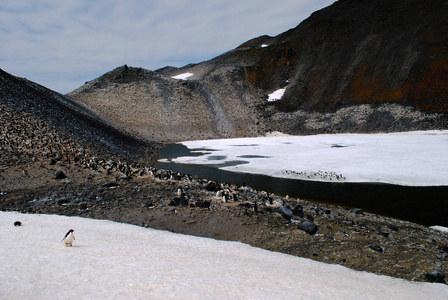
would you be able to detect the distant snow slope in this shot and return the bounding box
[268,88,286,102]
[172,72,194,80]
[1,212,447,299]
[162,131,448,186]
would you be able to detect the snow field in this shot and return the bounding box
[1,212,447,299]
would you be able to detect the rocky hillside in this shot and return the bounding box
[69,0,448,141]
[68,65,266,142]
[0,68,159,167]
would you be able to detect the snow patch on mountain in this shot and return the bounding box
[172,72,194,80]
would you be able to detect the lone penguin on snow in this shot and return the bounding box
[62,229,75,247]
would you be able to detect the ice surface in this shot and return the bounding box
[162,131,448,186]
[171,72,194,80]
[267,88,285,101]
[1,212,447,299]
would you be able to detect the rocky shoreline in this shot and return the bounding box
[1,155,447,285]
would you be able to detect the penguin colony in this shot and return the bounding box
[281,169,346,181]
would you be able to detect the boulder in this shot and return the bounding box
[273,206,293,220]
[169,195,189,207]
[298,221,318,235]
[55,171,66,180]
[291,205,304,218]
[101,182,119,188]
[425,271,446,284]
[205,181,220,192]
[351,208,364,215]
[193,200,211,208]
[369,245,384,253]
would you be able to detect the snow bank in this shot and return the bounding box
[171,72,193,80]
[1,212,446,299]
[267,88,285,102]
[163,131,448,186]
[431,226,448,233]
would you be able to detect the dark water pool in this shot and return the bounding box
[158,144,448,227]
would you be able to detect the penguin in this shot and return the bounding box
[62,229,75,247]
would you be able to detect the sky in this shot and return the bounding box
[0,0,335,94]
[2,211,447,299]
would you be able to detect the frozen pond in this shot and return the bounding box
[158,131,448,226]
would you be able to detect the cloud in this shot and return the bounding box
[0,0,335,93]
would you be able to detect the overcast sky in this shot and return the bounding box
[1,0,334,94]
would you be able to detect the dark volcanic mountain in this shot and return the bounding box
[0,68,158,166]
[69,0,448,141]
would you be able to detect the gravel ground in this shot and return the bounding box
[1,157,447,285]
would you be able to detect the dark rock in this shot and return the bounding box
[425,271,446,284]
[298,221,318,235]
[369,245,384,253]
[239,202,252,209]
[78,202,88,210]
[169,195,189,207]
[57,199,70,205]
[273,206,293,220]
[193,200,211,208]
[172,174,183,181]
[101,182,119,188]
[291,205,304,218]
[351,208,364,215]
[386,224,399,231]
[49,158,56,165]
[14,221,21,226]
[55,171,66,180]
[144,201,155,208]
[205,181,220,192]
[378,230,390,238]
[306,214,314,222]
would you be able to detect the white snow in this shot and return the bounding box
[161,131,448,186]
[1,211,447,299]
[431,226,448,233]
[267,88,285,102]
[171,72,194,80]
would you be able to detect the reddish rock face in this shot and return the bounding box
[244,0,448,114]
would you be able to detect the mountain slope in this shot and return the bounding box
[69,65,265,142]
[69,0,448,140]
[245,0,448,113]
[0,68,158,166]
